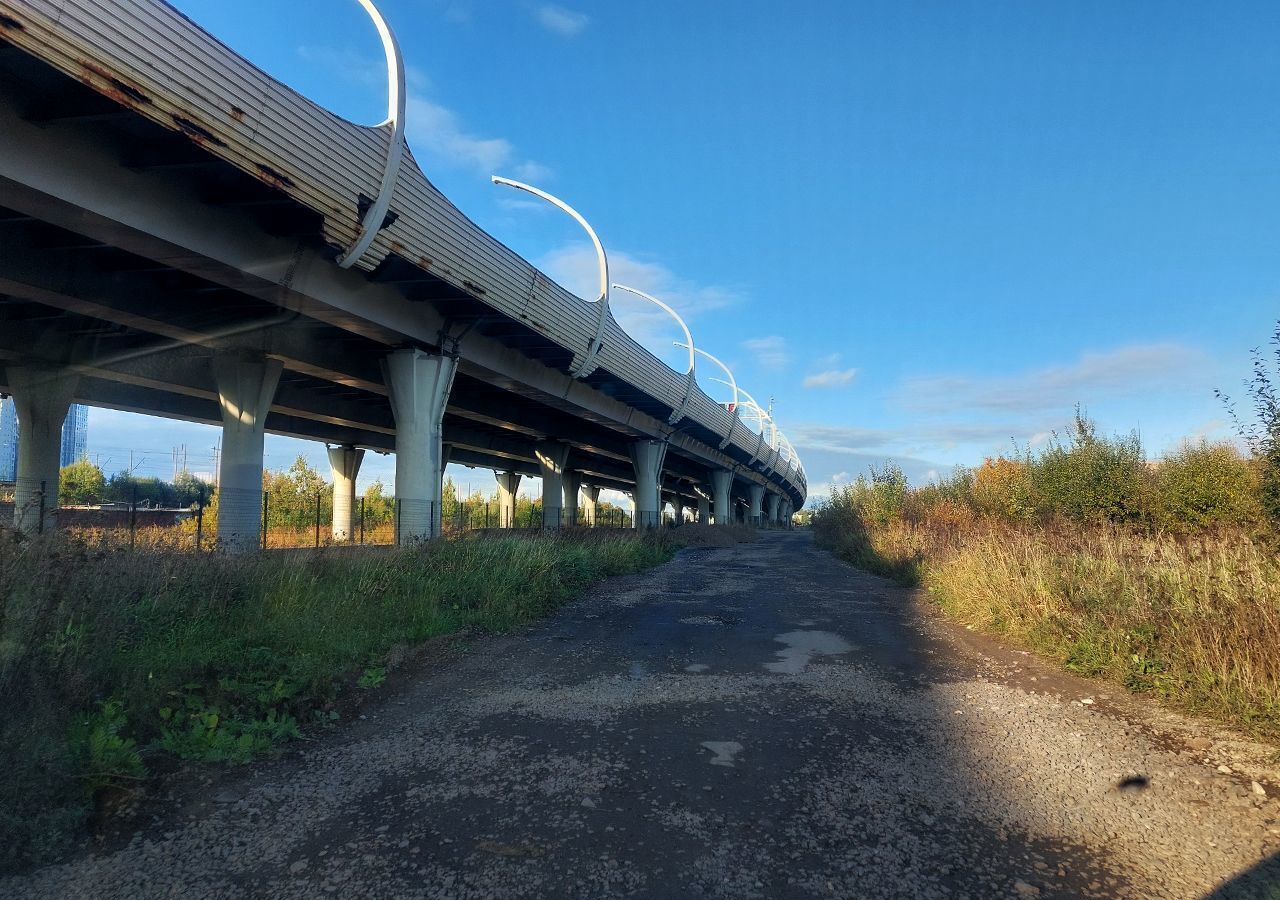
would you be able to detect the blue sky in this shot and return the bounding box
[83,0,1280,501]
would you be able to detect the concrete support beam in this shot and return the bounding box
[212,353,282,552]
[7,364,78,535]
[764,493,780,527]
[711,469,733,526]
[562,470,582,528]
[672,494,685,526]
[384,349,456,543]
[630,440,668,529]
[536,441,570,529]
[581,484,600,526]
[697,493,710,525]
[748,484,765,527]
[495,471,521,528]
[327,443,364,541]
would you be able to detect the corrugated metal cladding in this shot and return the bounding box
[0,0,805,502]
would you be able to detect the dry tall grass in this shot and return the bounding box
[816,497,1280,737]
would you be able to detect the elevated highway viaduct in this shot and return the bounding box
[0,0,804,550]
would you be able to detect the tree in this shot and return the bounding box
[362,479,394,525]
[262,455,330,529]
[60,459,105,505]
[1219,320,1280,527]
[172,471,209,507]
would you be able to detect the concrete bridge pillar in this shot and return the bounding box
[764,493,780,528]
[212,353,282,552]
[7,364,78,535]
[672,494,686,525]
[748,484,765,527]
[581,484,600,526]
[562,470,582,527]
[711,469,733,525]
[495,471,521,528]
[696,493,710,525]
[327,444,364,541]
[630,440,667,529]
[384,348,456,543]
[536,441,570,528]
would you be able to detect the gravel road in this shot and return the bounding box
[5,530,1280,899]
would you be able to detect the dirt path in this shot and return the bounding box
[5,531,1279,899]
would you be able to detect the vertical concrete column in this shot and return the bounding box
[536,441,570,528]
[782,500,793,527]
[327,444,364,541]
[764,493,780,527]
[7,365,78,535]
[630,440,668,529]
[495,471,521,528]
[562,470,582,527]
[672,494,685,526]
[696,493,710,525]
[748,483,765,527]
[212,353,282,552]
[581,484,600,526]
[383,348,457,543]
[710,469,733,526]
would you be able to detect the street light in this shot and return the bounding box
[491,176,609,378]
[675,342,740,449]
[675,343,737,411]
[338,0,407,270]
[612,284,695,424]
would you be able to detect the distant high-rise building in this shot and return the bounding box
[0,397,16,482]
[61,404,89,467]
[0,400,89,480]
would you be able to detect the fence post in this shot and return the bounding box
[196,490,204,551]
[315,491,321,548]
[129,481,138,550]
[262,491,269,550]
[359,497,365,545]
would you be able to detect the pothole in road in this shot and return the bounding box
[679,615,739,626]
[765,630,854,674]
[701,741,744,767]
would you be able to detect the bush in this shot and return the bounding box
[971,456,1036,522]
[1150,441,1263,532]
[1029,412,1149,524]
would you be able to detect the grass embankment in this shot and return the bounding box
[813,415,1280,740]
[0,528,678,871]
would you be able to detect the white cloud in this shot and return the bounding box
[896,343,1209,414]
[535,4,589,36]
[405,96,519,174]
[742,336,790,372]
[803,368,858,389]
[539,244,740,360]
[297,46,549,180]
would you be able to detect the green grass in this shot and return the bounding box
[0,528,678,872]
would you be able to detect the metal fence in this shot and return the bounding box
[3,486,649,552]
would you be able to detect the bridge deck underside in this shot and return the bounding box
[0,30,799,508]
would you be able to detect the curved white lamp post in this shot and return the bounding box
[612,284,695,424]
[338,0,407,270]
[676,342,739,448]
[491,177,609,378]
